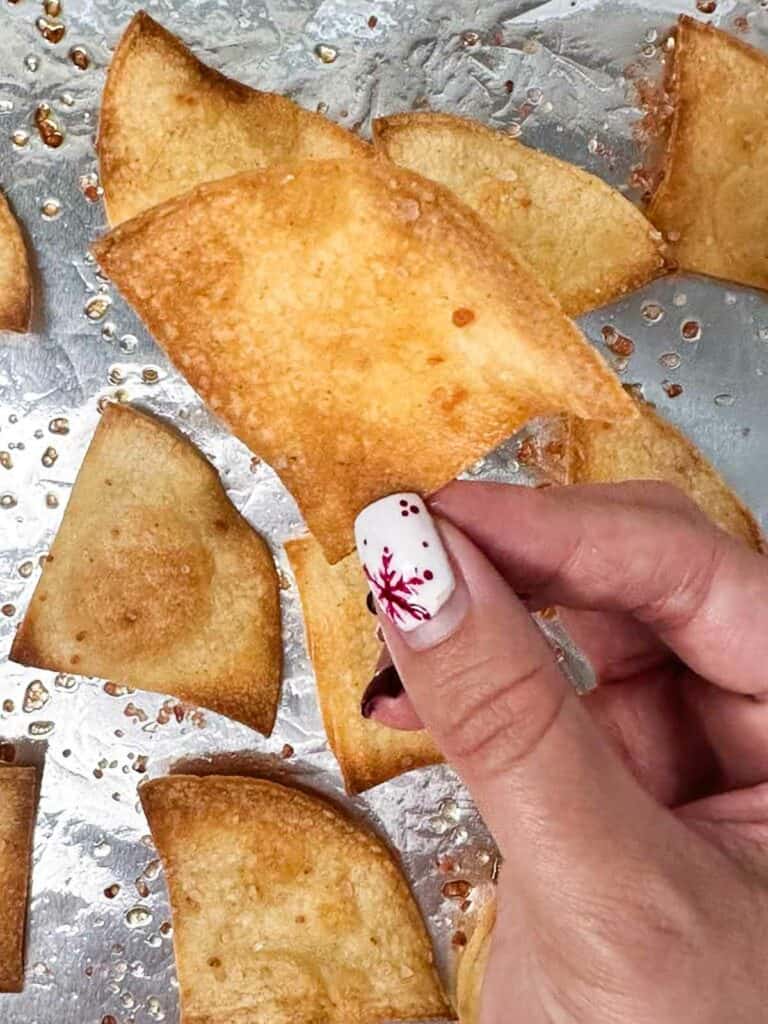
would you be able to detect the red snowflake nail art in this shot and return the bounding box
[364,547,432,625]
[355,493,456,633]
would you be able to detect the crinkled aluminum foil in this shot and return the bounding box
[1,1,767,1021]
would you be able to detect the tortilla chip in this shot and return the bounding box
[374,112,666,316]
[567,395,762,549]
[286,535,441,793]
[11,403,281,733]
[98,11,367,226]
[93,158,634,563]
[648,17,768,291]
[0,191,31,333]
[0,765,36,993]
[455,896,496,1024]
[140,775,449,1024]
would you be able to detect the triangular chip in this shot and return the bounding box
[374,112,666,316]
[455,896,496,1024]
[286,535,441,793]
[93,158,634,563]
[0,765,36,993]
[11,403,282,733]
[566,395,762,549]
[648,17,768,290]
[98,11,367,225]
[0,191,31,333]
[141,775,449,1023]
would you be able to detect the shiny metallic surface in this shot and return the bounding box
[1,1,766,1021]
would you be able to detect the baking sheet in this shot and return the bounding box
[1,0,767,1021]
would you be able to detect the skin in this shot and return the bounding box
[369,481,768,1024]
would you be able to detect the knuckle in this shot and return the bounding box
[435,652,564,776]
[638,529,726,634]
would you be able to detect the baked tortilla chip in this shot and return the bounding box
[374,112,666,316]
[93,158,634,563]
[141,775,449,1024]
[0,191,31,333]
[567,395,762,549]
[456,896,496,1024]
[0,765,36,993]
[648,17,768,290]
[11,403,281,733]
[99,10,367,225]
[286,535,441,793]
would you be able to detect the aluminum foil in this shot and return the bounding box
[1,1,767,1021]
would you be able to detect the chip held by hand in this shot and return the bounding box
[648,17,768,291]
[94,157,634,562]
[374,112,667,316]
[286,534,442,793]
[141,774,449,1024]
[11,403,282,734]
[0,191,31,333]
[98,11,367,225]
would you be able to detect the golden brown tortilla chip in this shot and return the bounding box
[11,403,282,733]
[648,17,768,291]
[93,158,635,563]
[567,395,762,549]
[0,191,31,333]
[98,10,367,225]
[286,535,441,793]
[0,765,36,993]
[455,895,496,1024]
[141,775,449,1024]
[374,112,667,316]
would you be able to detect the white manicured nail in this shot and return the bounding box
[354,493,455,633]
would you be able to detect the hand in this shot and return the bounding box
[355,482,768,1024]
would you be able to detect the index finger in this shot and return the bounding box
[431,480,768,696]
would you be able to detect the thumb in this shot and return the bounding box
[354,493,677,880]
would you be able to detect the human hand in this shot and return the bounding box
[354,482,768,1024]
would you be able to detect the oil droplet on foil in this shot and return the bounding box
[714,393,735,407]
[23,680,50,713]
[641,301,664,323]
[119,335,138,354]
[681,320,701,342]
[34,104,64,147]
[36,16,66,44]
[125,906,152,929]
[28,720,55,736]
[45,493,58,508]
[44,0,62,15]
[41,446,58,467]
[658,352,681,370]
[11,129,29,148]
[49,416,69,434]
[314,43,337,63]
[1,605,15,618]
[0,452,12,469]
[84,296,111,320]
[442,879,472,900]
[663,381,683,398]
[41,198,61,220]
[147,996,165,1020]
[24,55,40,73]
[70,46,91,70]
[0,493,17,509]
[79,171,102,201]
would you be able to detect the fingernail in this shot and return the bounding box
[361,664,404,718]
[355,493,464,649]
